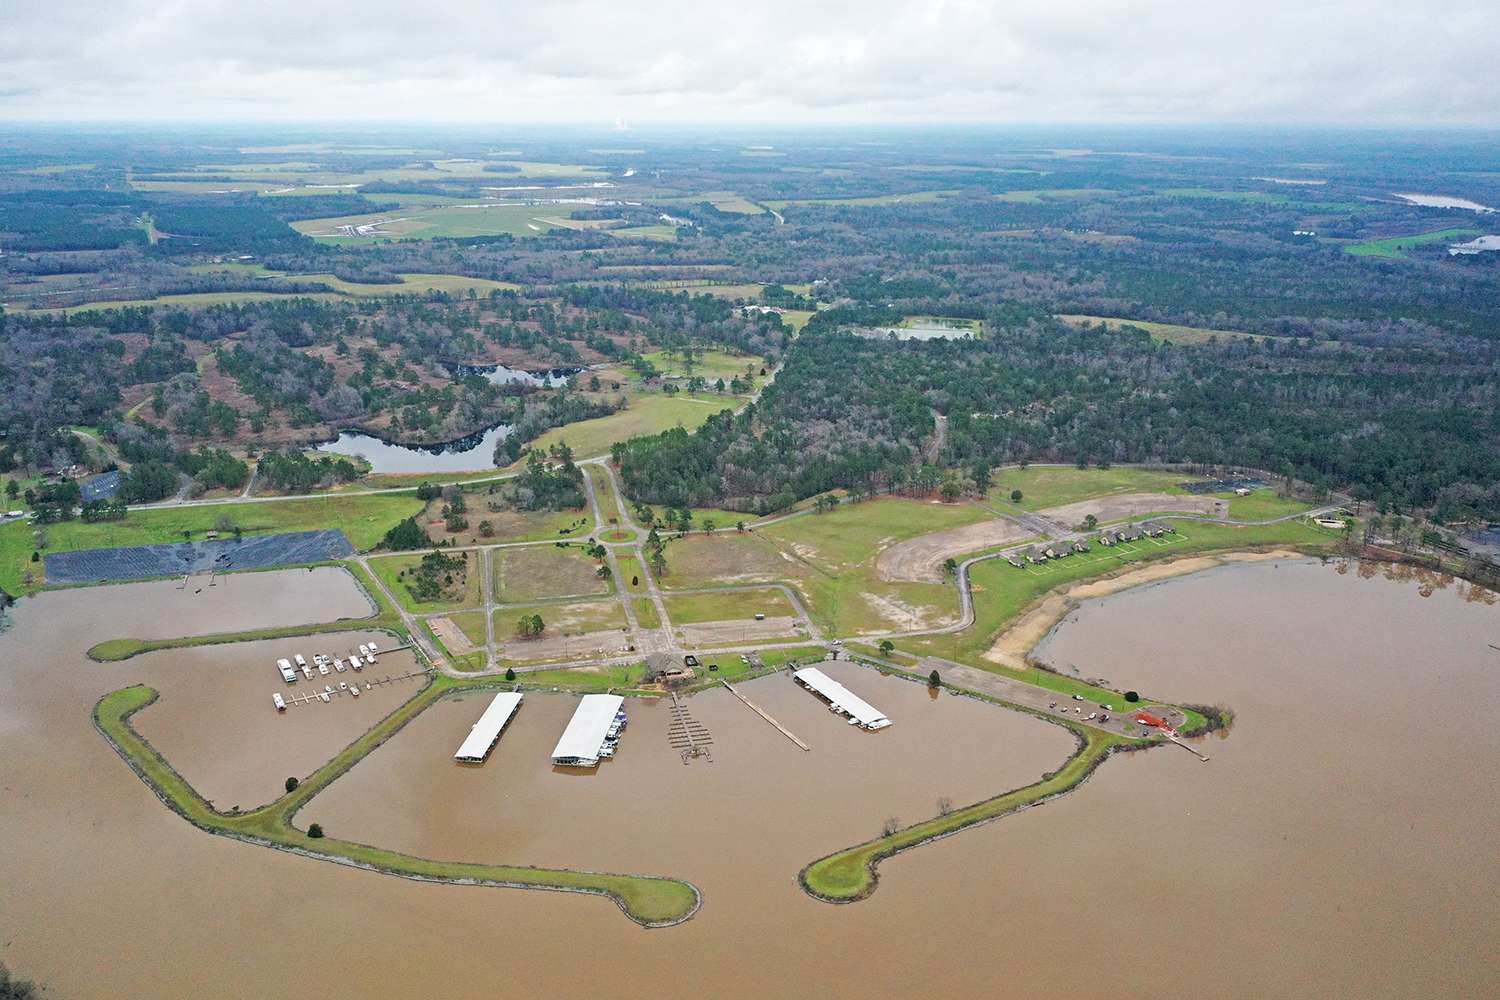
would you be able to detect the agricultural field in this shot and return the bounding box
[1057,314,1265,344]
[292,203,622,243]
[678,191,764,214]
[493,544,611,603]
[765,189,959,209]
[1344,228,1482,258]
[518,394,735,462]
[995,188,1116,203]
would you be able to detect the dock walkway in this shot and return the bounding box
[721,680,809,751]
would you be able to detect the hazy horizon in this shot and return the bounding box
[3,0,1497,126]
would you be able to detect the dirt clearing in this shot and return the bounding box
[678,616,804,646]
[429,616,477,655]
[876,517,1031,583]
[1039,492,1223,527]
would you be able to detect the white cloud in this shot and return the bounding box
[0,0,1496,124]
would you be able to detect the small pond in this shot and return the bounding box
[316,423,510,473]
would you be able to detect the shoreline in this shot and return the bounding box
[981,547,1307,669]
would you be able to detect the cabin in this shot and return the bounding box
[1098,533,1115,546]
[1006,556,1025,568]
[1072,541,1090,553]
[643,653,696,686]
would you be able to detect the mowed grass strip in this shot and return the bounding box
[1057,314,1265,345]
[1345,228,1481,258]
[93,683,698,926]
[519,394,733,461]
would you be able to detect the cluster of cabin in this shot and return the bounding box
[1007,522,1174,568]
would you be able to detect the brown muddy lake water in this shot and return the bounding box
[1,558,1497,998]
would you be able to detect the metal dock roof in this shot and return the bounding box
[454,692,525,762]
[551,694,625,763]
[793,667,891,729]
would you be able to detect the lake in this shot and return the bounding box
[1392,192,1496,212]
[1448,234,1500,255]
[316,422,510,473]
[2,558,1496,997]
[446,362,578,388]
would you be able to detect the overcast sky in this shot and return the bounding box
[2,0,1496,125]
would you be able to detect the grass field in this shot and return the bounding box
[293,203,620,243]
[0,493,421,596]
[676,191,765,214]
[369,551,482,613]
[447,610,490,647]
[494,545,610,603]
[995,188,1116,203]
[659,498,988,635]
[605,225,679,241]
[93,682,696,926]
[521,662,649,691]
[765,190,959,209]
[986,467,1195,511]
[1345,228,1482,258]
[633,597,661,629]
[895,519,1337,677]
[639,348,763,383]
[1057,314,1265,345]
[27,272,523,315]
[1226,489,1321,521]
[617,554,647,591]
[499,599,628,635]
[661,588,797,624]
[518,394,733,461]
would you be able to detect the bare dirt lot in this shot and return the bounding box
[678,616,803,646]
[1039,492,1223,527]
[876,517,1031,583]
[428,616,476,655]
[500,628,631,664]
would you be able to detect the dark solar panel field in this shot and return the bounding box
[45,530,355,584]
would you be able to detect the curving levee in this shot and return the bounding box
[93,684,701,928]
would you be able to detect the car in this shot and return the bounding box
[1049,702,1057,709]
[683,654,700,667]
[708,663,718,672]
[1100,714,1110,722]
[1074,707,1082,714]
[1103,704,1113,711]
[1071,694,1084,701]
[1087,712,1097,721]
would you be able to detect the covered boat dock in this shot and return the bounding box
[793,667,891,730]
[551,694,626,766]
[454,692,525,763]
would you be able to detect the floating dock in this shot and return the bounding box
[793,667,891,730]
[454,692,524,763]
[551,694,625,767]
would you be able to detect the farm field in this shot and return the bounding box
[675,190,764,214]
[517,394,735,461]
[1345,228,1482,258]
[292,203,622,242]
[1057,314,1264,344]
[415,499,589,546]
[765,189,959,209]
[995,188,1116,203]
[493,545,610,603]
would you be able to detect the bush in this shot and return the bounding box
[505,667,517,681]
[307,823,324,838]
[1124,690,1140,702]
[285,776,299,793]
[928,669,941,688]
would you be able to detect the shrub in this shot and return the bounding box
[928,669,941,688]
[285,776,299,793]
[505,667,517,681]
[1124,690,1140,702]
[307,823,324,838]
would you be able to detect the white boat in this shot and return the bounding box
[333,657,345,672]
[273,692,286,711]
[317,660,330,675]
[338,681,348,691]
[349,655,362,671]
[276,658,297,683]
[358,644,371,658]
[319,692,331,703]
[367,640,380,653]
[300,663,313,680]
[294,654,307,668]
[324,685,333,694]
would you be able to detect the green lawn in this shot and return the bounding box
[1,492,422,595]
[1225,489,1318,521]
[94,681,697,926]
[638,348,763,384]
[633,598,662,629]
[369,551,482,613]
[987,467,1196,511]
[521,662,649,691]
[1345,228,1482,258]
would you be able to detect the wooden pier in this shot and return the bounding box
[721,680,809,751]
[1165,732,1210,762]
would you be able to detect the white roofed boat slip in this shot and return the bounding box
[793,667,891,730]
[453,692,525,763]
[551,694,626,765]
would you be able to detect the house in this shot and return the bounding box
[1098,533,1115,546]
[1006,556,1026,568]
[1072,540,1090,553]
[643,653,696,686]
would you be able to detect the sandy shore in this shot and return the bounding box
[981,549,1303,668]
